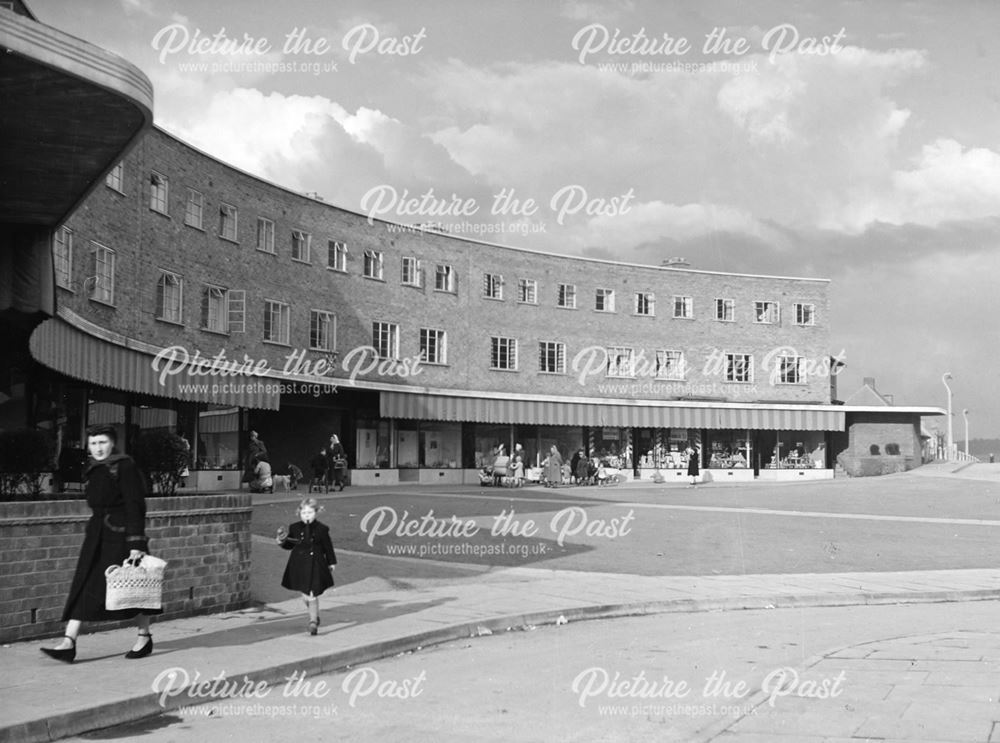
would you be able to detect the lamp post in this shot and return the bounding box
[942,373,953,461]
[963,409,970,459]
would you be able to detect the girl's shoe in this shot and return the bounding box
[308,621,318,636]
[41,636,76,663]
[125,632,153,659]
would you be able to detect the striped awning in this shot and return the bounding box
[380,391,845,431]
[29,318,280,410]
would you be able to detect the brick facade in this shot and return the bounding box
[56,127,833,405]
[0,494,251,643]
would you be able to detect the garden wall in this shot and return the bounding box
[0,493,251,643]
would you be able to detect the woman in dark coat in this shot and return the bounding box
[686,442,700,487]
[325,434,347,491]
[277,497,337,635]
[41,424,161,663]
[543,445,563,487]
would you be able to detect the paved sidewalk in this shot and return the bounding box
[5,565,1000,743]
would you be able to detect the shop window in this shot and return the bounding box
[197,406,240,469]
[356,420,391,468]
[420,423,461,468]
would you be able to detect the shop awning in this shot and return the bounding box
[380,391,845,431]
[29,318,280,410]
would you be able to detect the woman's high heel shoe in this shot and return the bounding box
[41,636,76,664]
[125,632,153,659]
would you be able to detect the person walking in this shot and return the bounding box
[243,430,268,487]
[41,424,161,663]
[326,434,347,491]
[686,442,700,487]
[543,445,563,487]
[276,498,337,635]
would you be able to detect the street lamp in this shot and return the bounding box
[963,408,970,459]
[942,372,953,460]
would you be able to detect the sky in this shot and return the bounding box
[29,0,1000,438]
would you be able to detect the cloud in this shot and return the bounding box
[854,139,1000,228]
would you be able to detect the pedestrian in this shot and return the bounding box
[326,434,347,491]
[243,430,268,487]
[41,424,161,663]
[309,449,328,492]
[575,452,590,485]
[276,498,337,635]
[178,432,191,488]
[543,445,563,487]
[287,462,303,490]
[250,454,273,493]
[570,449,582,484]
[686,442,699,487]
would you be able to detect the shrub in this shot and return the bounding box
[133,430,188,497]
[0,429,53,500]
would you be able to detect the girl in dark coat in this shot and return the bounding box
[41,424,161,663]
[276,497,337,635]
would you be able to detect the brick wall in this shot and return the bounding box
[0,494,252,643]
[846,412,921,457]
[56,127,834,406]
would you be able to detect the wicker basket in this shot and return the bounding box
[104,555,167,611]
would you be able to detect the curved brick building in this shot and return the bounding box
[1,5,942,488]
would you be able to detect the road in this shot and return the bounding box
[250,474,1000,604]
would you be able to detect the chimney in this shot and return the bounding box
[863,377,876,390]
[662,257,690,268]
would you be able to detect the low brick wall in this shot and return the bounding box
[0,494,252,643]
[836,453,919,477]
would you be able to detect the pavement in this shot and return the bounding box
[4,464,1000,743]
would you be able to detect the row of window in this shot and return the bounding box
[484,279,813,324]
[51,231,808,384]
[103,163,821,325]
